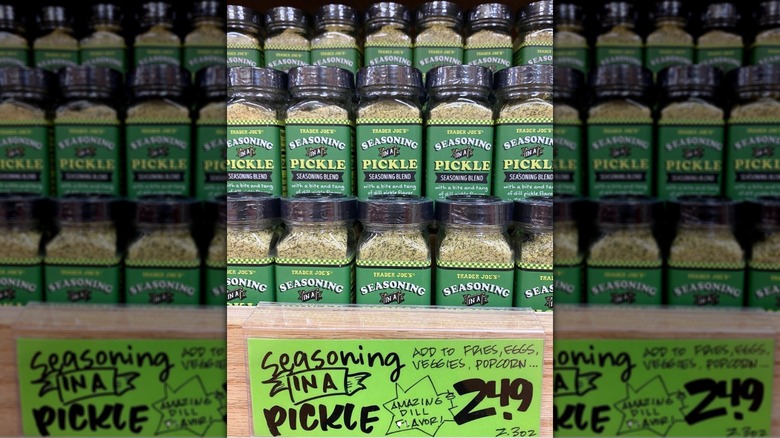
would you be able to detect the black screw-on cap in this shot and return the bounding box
[553,194,581,222]
[436,195,513,226]
[675,196,735,226]
[702,2,740,29]
[288,65,354,91]
[192,0,223,20]
[416,1,462,26]
[0,4,23,33]
[227,192,280,223]
[653,0,686,21]
[0,67,50,101]
[281,194,357,223]
[265,6,308,33]
[134,196,195,224]
[59,66,122,100]
[758,1,780,27]
[426,65,492,91]
[128,64,190,99]
[518,1,554,27]
[659,65,721,100]
[365,2,411,30]
[359,195,433,225]
[554,66,584,102]
[196,64,227,100]
[600,1,635,29]
[467,3,512,32]
[356,65,423,92]
[0,194,39,222]
[494,65,554,91]
[56,195,116,223]
[597,196,657,225]
[228,66,287,90]
[756,196,780,228]
[315,4,359,32]
[733,65,780,98]
[590,64,652,99]
[227,5,262,32]
[515,196,553,228]
[38,5,71,32]
[90,4,122,30]
[138,2,175,27]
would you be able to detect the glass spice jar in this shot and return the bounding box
[594,2,642,68]
[195,64,227,200]
[275,194,357,304]
[696,2,744,73]
[464,3,512,72]
[413,1,464,77]
[264,6,310,73]
[33,6,78,72]
[80,4,127,74]
[0,5,30,67]
[554,2,588,73]
[752,1,780,65]
[227,5,264,68]
[644,0,694,76]
[134,1,181,68]
[514,196,553,311]
[0,194,43,305]
[226,192,280,305]
[553,194,584,305]
[45,195,121,304]
[363,2,413,67]
[183,0,227,76]
[586,196,662,305]
[748,196,780,309]
[311,4,361,76]
[356,195,433,306]
[553,67,585,196]
[514,0,553,67]
[356,65,424,198]
[205,195,227,306]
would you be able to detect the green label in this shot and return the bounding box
[285,122,353,196]
[227,122,282,195]
[586,266,662,305]
[205,266,226,306]
[554,122,583,196]
[514,45,553,66]
[426,123,494,201]
[126,123,191,198]
[587,123,653,197]
[465,46,512,72]
[364,46,412,67]
[494,122,553,199]
[413,46,463,76]
[0,47,29,67]
[554,339,773,436]
[44,263,121,304]
[227,263,274,305]
[227,46,263,67]
[184,45,226,75]
[356,265,431,306]
[752,44,780,65]
[435,264,514,307]
[275,262,354,304]
[554,46,589,73]
[0,264,42,305]
[133,45,181,67]
[264,48,310,72]
[725,123,780,200]
[248,338,543,437]
[748,267,780,310]
[356,121,423,197]
[0,124,49,195]
[667,267,746,307]
[18,338,226,436]
[80,47,127,73]
[311,47,361,75]
[54,123,120,196]
[196,123,227,200]
[657,124,725,200]
[515,267,553,311]
[644,46,694,75]
[595,46,643,67]
[34,48,78,71]
[554,263,583,305]
[696,47,743,72]
[125,267,201,305]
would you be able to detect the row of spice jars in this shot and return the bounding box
[0,64,226,200]
[227,64,553,201]
[554,195,780,310]
[226,193,553,310]
[0,194,227,306]
[554,63,780,202]
[0,2,225,75]
[557,0,780,75]
[228,1,552,77]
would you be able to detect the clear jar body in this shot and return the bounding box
[588,223,660,263]
[81,25,124,47]
[1,221,41,259]
[495,89,553,120]
[357,89,421,119]
[752,224,780,265]
[276,220,355,261]
[135,23,180,45]
[467,25,512,47]
[731,95,780,120]
[127,223,199,263]
[228,88,286,122]
[553,220,580,263]
[227,219,277,261]
[589,97,651,121]
[647,19,693,45]
[596,23,642,45]
[756,27,780,44]
[415,19,462,46]
[660,97,723,122]
[312,25,358,48]
[365,22,411,46]
[515,22,554,51]
[357,223,430,263]
[46,222,117,261]
[437,223,513,265]
[0,30,27,48]
[286,89,353,121]
[228,25,261,48]
[698,29,743,47]
[34,28,78,48]
[56,99,118,121]
[186,18,226,45]
[555,24,586,47]
[515,224,553,266]
[127,97,189,121]
[265,26,309,49]
[669,223,743,265]
[427,89,492,121]
[0,97,46,121]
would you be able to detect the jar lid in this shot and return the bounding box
[265,6,308,32]
[702,2,740,29]
[227,192,280,223]
[733,65,780,96]
[590,64,652,99]
[653,0,686,21]
[597,196,657,225]
[90,3,123,29]
[756,196,780,227]
[416,1,462,26]
[356,65,423,91]
[134,196,195,224]
[515,196,552,227]
[467,3,512,31]
[675,196,735,225]
[600,1,635,29]
[0,4,23,32]
[436,195,513,226]
[554,66,584,101]
[282,194,357,223]
[288,65,354,91]
[359,195,433,225]
[0,193,39,222]
[365,2,411,28]
[426,65,492,92]
[38,5,72,32]
[518,1,554,26]
[59,66,122,99]
[227,5,262,31]
[128,64,190,99]
[56,195,116,223]
[138,2,175,27]
[659,65,721,99]
[192,0,223,20]
[553,194,581,222]
[494,65,554,91]
[197,64,227,100]
[555,2,582,27]
[315,4,359,31]
[759,1,780,27]
[0,67,50,101]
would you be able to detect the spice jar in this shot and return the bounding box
[436,195,514,307]
[594,2,642,68]
[125,64,191,198]
[0,5,29,67]
[275,194,357,304]
[752,1,780,65]
[356,65,423,198]
[425,65,494,201]
[586,196,662,305]
[54,66,122,196]
[311,4,361,76]
[696,2,743,73]
[285,66,355,196]
[195,65,226,200]
[45,195,120,304]
[644,0,694,75]
[264,6,310,73]
[748,196,780,309]
[726,65,780,200]
[553,195,583,304]
[554,3,588,73]
[125,196,200,305]
[184,0,227,76]
[227,67,287,196]
[33,6,78,72]
[227,5,264,68]
[465,3,512,72]
[587,65,654,197]
[205,195,226,305]
[667,196,745,307]
[356,195,433,306]
[493,65,554,200]
[413,1,463,77]
[554,67,584,196]
[0,194,43,305]
[134,1,181,68]
[514,197,553,310]
[657,65,725,200]
[227,192,280,305]
[364,2,412,67]
[513,1,553,67]
[0,67,50,195]
[80,4,127,74]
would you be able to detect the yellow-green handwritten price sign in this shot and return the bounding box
[248,339,543,437]
[17,339,227,436]
[554,339,774,436]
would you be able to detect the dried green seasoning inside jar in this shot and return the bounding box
[667,197,745,307]
[554,3,588,73]
[0,5,30,67]
[264,7,310,73]
[436,195,514,308]
[364,2,412,67]
[0,195,43,305]
[645,1,694,75]
[753,1,780,64]
[413,1,463,77]
[587,196,662,305]
[465,3,512,72]
[696,3,743,73]
[134,2,181,67]
[184,1,227,76]
[311,4,361,75]
[205,196,227,306]
[80,4,127,74]
[594,2,642,68]
[513,1,553,67]
[748,197,780,309]
[195,65,227,200]
[554,67,584,196]
[356,195,433,305]
[275,194,357,304]
[227,5,264,68]
[514,197,553,310]
[45,196,121,304]
[33,6,78,72]
[553,195,583,304]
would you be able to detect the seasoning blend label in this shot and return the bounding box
[196,119,227,200]
[515,263,553,311]
[748,264,780,310]
[205,263,226,306]
[657,121,725,200]
[0,47,29,67]
[44,262,121,304]
[667,265,746,307]
[725,122,780,200]
[555,46,589,73]
[0,122,49,195]
[426,120,494,200]
[311,46,361,76]
[413,45,463,77]
[696,47,743,73]
[587,258,663,305]
[227,119,282,195]
[227,43,263,67]
[364,43,412,67]
[263,46,310,72]
[466,44,512,72]
[752,43,780,65]
[513,42,553,66]
[183,45,227,76]
[275,259,354,304]
[54,121,121,196]
[356,264,431,306]
[125,265,201,305]
[494,121,553,199]
[594,45,643,67]
[356,119,423,197]
[80,47,127,74]
[227,262,274,306]
[33,48,78,71]
[587,120,653,197]
[436,262,514,307]
[285,120,353,196]
[644,45,694,75]
[0,262,43,306]
[133,45,181,67]
[553,120,583,196]
[125,119,192,198]
[554,263,583,305]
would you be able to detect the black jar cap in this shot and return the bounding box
[467,3,512,32]
[518,0,554,26]
[364,2,411,29]
[675,196,735,225]
[227,192,280,223]
[356,65,423,91]
[315,4,359,31]
[265,6,308,33]
[0,67,50,101]
[138,1,175,27]
[702,2,740,29]
[38,5,71,32]
[134,196,195,224]
[0,193,39,222]
[756,196,780,228]
[0,4,23,33]
[59,66,122,100]
[653,0,686,21]
[90,4,122,29]
[436,195,513,226]
[758,1,780,28]
[56,195,117,223]
[227,5,262,32]
[416,1,462,26]
[555,2,582,27]
[554,67,584,102]
[553,194,581,222]
[359,195,433,225]
[494,65,554,90]
[600,1,635,29]
[590,64,652,99]
[228,66,287,90]
[597,195,657,225]
[733,65,780,97]
[128,64,190,99]
[659,65,721,100]
[282,194,357,223]
[426,65,492,91]
[288,65,354,91]
[192,0,223,20]
[515,196,552,227]
[196,64,227,100]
